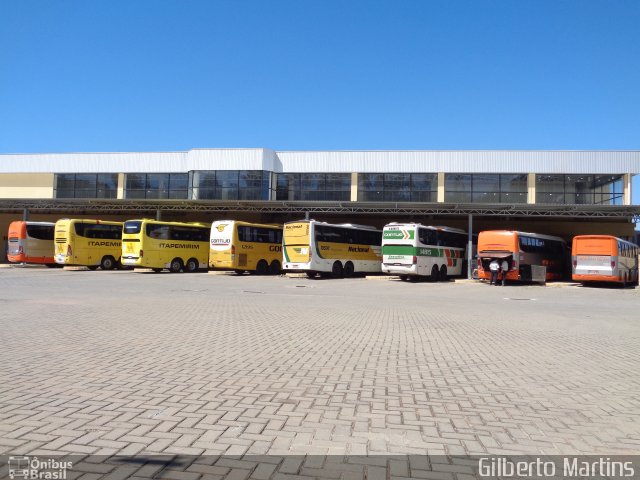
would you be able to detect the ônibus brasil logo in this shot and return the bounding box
[383,229,414,240]
[8,456,73,479]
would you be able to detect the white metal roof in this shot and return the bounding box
[0,148,638,174]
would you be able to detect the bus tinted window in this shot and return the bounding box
[26,224,54,241]
[237,226,282,243]
[75,223,122,239]
[316,225,381,245]
[147,223,209,242]
[124,221,142,234]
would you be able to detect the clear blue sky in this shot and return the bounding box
[0,1,639,201]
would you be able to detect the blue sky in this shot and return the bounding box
[0,1,638,202]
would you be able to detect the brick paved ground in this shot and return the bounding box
[1,268,639,462]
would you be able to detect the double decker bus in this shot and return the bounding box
[122,219,210,272]
[477,230,568,282]
[54,219,123,270]
[382,223,468,281]
[210,221,283,275]
[7,221,56,266]
[572,235,639,286]
[283,220,382,278]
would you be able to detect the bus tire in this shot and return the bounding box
[185,258,199,273]
[269,260,281,275]
[344,261,355,278]
[331,261,344,279]
[152,268,163,273]
[306,271,317,279]
[430,264,440,282]
[100,256,116,270]
[169,258,183,273]
[256,260,269,275]
[399,275,408,281]
[439,265,447,282]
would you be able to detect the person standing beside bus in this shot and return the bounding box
[501,259,509,286]
[489,259,499,285]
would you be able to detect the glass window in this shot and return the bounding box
[445,174,472,192]
[301,173,326,191]
[216,171,239,188]
[55,173,117,199]
[26,224,55,240]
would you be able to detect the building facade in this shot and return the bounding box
[0,148,636,206]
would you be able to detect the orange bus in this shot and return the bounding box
[572,235,639,286]
[7,221,56,266]
[477,230,568,282]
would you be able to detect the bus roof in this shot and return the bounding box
[479,230,566,243]
[124,219,210,227]
[211,220,282,228]
[573,234,639,248]
[284,220,380,231]
[384,222,467,234]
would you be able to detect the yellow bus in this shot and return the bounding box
[54,219,123,270]
[283,220,382,278]
[209,220,283,275]
[121,219,211,272]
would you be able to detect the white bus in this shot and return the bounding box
[283,220,382,278]
[382,223,468,281]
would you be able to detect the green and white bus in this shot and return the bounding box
[381,223,468,281]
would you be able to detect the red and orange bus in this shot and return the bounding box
[477,230,568,282]
[572,235,639,286]
[7,221,56,266]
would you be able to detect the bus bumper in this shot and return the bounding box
[381,264,417,275]
[284,262,312,271]
[573,273,619,282]
[55,254,69,265]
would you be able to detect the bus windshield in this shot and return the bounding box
[123,221,142,234]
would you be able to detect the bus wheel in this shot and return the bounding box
[344,261,355,278]
[430,265,440,282]
[331,261,344,279]
[306,271,317,279]
[269,260,281,275]
[439,265,447,282]
[152,268,163,273]
[100,256,116,270]
[256,260,269,275]
[169,258,183,273]
[399,275,408,281]
[185,258,199,273]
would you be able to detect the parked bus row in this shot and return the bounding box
[6,219,639,286]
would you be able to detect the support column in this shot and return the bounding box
[467,213,473,279]
[23,208,29,221]
[156,209,162,221]
[117,173,125,200]
[623,174,632,205]
[350,173,358,202]
[437,173,445,203]
[527,173,536,204]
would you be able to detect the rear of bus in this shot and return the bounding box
[381,223,418,276]
[7,221,28,263]
[477,230,519,281]
[55,219,123,268]
[283,221,313,272]
[572,235,621,283]
[209,221,236,270]
[8,222,56,265]
[121,220,145,267]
